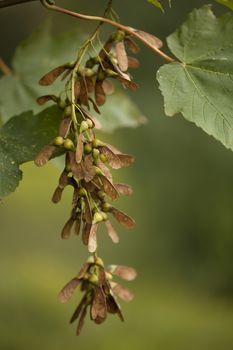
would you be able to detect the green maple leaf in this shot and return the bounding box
[157,5,233,151]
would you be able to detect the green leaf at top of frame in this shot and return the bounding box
[147,0,171,11]
[157,5,233,152]
[0,20,145,132]
[215,0,233,11]
[0,106,62,198]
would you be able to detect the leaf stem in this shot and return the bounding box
[40,1,174,62]
[0,57,12,75]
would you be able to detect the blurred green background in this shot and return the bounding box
[1,1,233,349]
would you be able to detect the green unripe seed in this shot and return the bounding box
[58,99,66,109]
[98,191,106,200]
[78,188,87,197]
[92,138,103,148]
[95,257,104,267]
[100,211,108,221]
[80,120,89,133]
[94,166,103,176]
[64,105,72,117]
[87,256,95,264]
[84,143,92,154]
[53,136,64,146]
[93,212,103,224]
[102,202,112,212]
[89,274,99,285]
[63,139,74,150]
[97,70,106,81]
[84,68,94,77]
[87,119,93,128]
[110,57,118,66]
[99,154,107,163]
[105,69,118,77]
[92,148,100,161]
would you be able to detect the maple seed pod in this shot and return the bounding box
[95,257,104,267]
[94,166,103,176]
[58,99,66,109]
[89,274,99,285]
[87,119,93,128]
[53,136,64,146]
[63,139,74,150]
[64,105,72,117]
[78,188,87,197]
[92,138,103,148]
[84,143,92,154]
[83,68,94,77]
[99,154,107,163]
[105,271,113,280]
[87,256,95,264]
[92,148,100,161]
[98,191,106,200]
[93,212,103,224]
[102,203,112,212]
[100,211,108,221]
[110,56,118,66]
[105,69,118,77]
[80,120,89,133]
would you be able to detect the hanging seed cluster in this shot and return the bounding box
[34,27,160,335]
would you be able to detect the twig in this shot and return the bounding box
[0,58,12,75]
[41,2,174,62]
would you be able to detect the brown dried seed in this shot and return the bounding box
[36,95,58,105]
[74,217,81,236]
[69,152,85,180]
[115,41,128,72]
[88,224,98,253]
[76,304,88,336]
[59,170,70,188]
[133,29,163,49]
[91,287,107,323]
[39,66,67,86]
[99,40,113,60]
[61,216,75,239]
[82,223,92,246]
[52,186,63,203]
[97,160,112,181]
[95,80,106,106]
[127,56,140,69]
[106,294,124,321]
[114,183,133,196]
[34,144,55,167]
[88,97,101,114]
[83,155,96,182]
[116,153,135,167]
[105,220,119,244]
[99,146,122,169]
[108,265,137,281]
[77,262,90,279]
[75,134,84,164]
[72,188,79,208]
[112,283,134,302]
[74,79,81,100]
[58,278,80,303]
[70,295,87,324]
[83,196,92,224]
[101,176,118,201]
[102,79,115,95]
[125,37,140,53]
[85,76,95,93]
[78,79,89,107]
[59,117,71,138]
[117,74,138,91]
[110,207,135,229]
